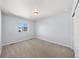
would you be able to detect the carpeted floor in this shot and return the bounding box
[0,38,74,58]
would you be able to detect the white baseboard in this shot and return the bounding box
[2,36,35,46]
[2,35,73,49]
[37,36,73,49]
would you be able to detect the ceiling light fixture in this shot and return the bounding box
[32,8,40,16]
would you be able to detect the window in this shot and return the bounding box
[17,22,28,32]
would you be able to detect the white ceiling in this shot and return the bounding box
[1,0,74,20]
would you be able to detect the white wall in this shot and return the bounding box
[36,12,73,48]
[2,12,35,46]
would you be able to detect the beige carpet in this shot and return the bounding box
[0,38,74,58]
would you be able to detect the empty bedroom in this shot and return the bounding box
[0,0,79,58]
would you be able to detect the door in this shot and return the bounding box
[0,0,2,55]
[73,0,79,57]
